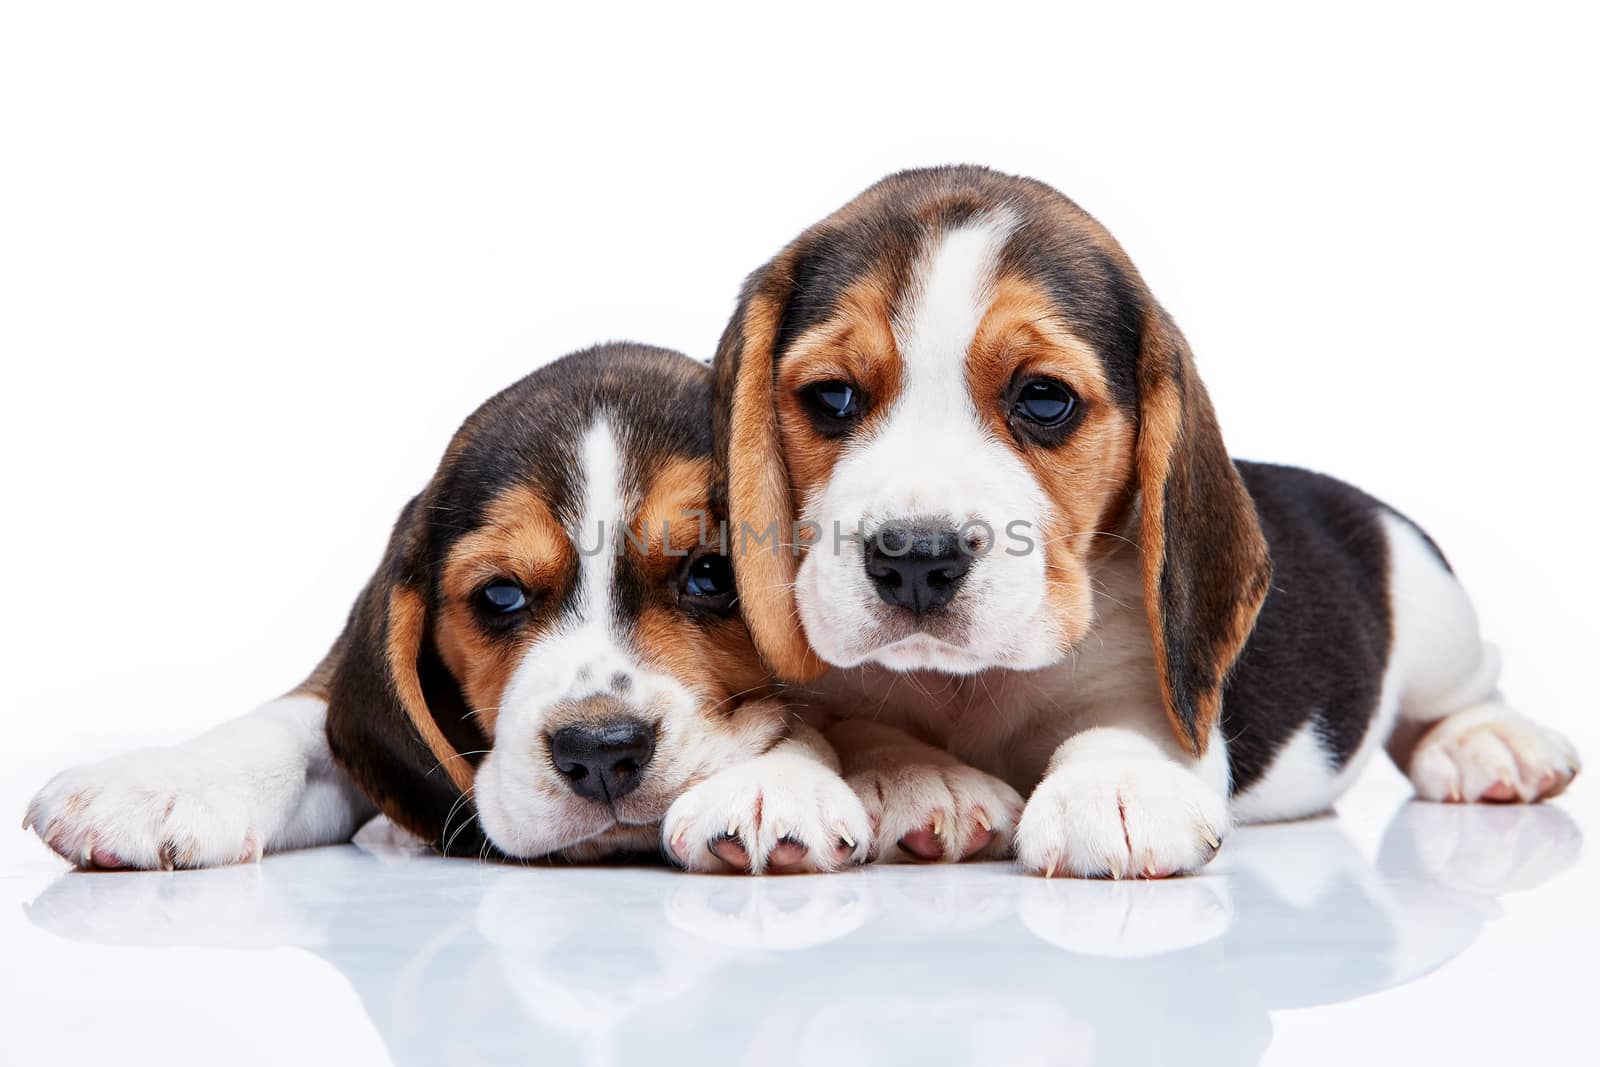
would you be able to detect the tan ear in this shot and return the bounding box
[713,267,828,682]
[381,583,476,796]
[1134,306,1272,757]
[323,495,488,851]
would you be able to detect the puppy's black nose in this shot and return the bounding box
[549,720,655,802]
[864,523,972,616]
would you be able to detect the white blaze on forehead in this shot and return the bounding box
[792,207,1062,671]
[573,414,626,631]
[474,409,737,861]
[494,411,647,718]
[891,212,1018,411]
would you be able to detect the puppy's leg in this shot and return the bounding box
[23,689,374,870]
[663,719,871,875]
[828,720,1024,863]
[1014,700,1230,879]
[1379,516,1580,803]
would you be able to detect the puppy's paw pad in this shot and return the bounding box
[896,827,943,861]
[1409,707,1581,804]
[707,834,753,871]
[25,754,264,871]
[1014,758,1227,879]
[851,763,1022,863]
[664,755,870,875]
[766,837,812,871]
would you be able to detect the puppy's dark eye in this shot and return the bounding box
[800,379,864,430]
[477,578,529,614]
[1013,378,1079,428]
[680,553,736,613]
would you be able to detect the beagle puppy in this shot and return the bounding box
[26,343,869,874]
[713,165,1581,878]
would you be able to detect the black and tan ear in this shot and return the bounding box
[1134,305,1272,757]
[712,263,828,683]
[320,494,490,853]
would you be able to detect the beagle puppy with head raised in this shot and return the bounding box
[26,343,870,875]
[714,165,1581,878]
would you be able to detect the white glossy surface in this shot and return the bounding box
[4,6,1596,1065]
[2,756,1592,1067]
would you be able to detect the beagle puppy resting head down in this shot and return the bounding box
[28,343,869,873]
[328,342,782,860]
[715,165,1580,877]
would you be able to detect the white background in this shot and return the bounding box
[1,2,1596,1064]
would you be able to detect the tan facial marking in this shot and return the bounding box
[775,275,904,516]
[633,607,771,710]
[634,457,715,556]
[966,274,1137,649]
[766,257,1137,659]
[434,484,575,731]
[429,461,774,742]
[630,463,772,706]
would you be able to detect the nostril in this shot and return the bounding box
[548,719,655,803]
[866,560,904,588]
[864,521,973,615]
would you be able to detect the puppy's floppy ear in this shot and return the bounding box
[1134,305,1272,757]
[322,493,490,853]
[713,263,828,682]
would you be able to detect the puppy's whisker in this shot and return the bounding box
[1087,576,1135,612]
[1036,528,1138,551]
[429,749,491,777]
[702,682,781,717]
[441,786,479,858]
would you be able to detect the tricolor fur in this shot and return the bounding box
[26,344,870,873]
[714,165,1581,877]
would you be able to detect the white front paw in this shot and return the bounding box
[849,762,1024,863]
[663,753,871,874]
[1014,757,1228,879]
[25,751,273,870]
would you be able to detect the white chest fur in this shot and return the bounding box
[798,547,1175,795]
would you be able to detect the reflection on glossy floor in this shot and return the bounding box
[2,791,1587,1067]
